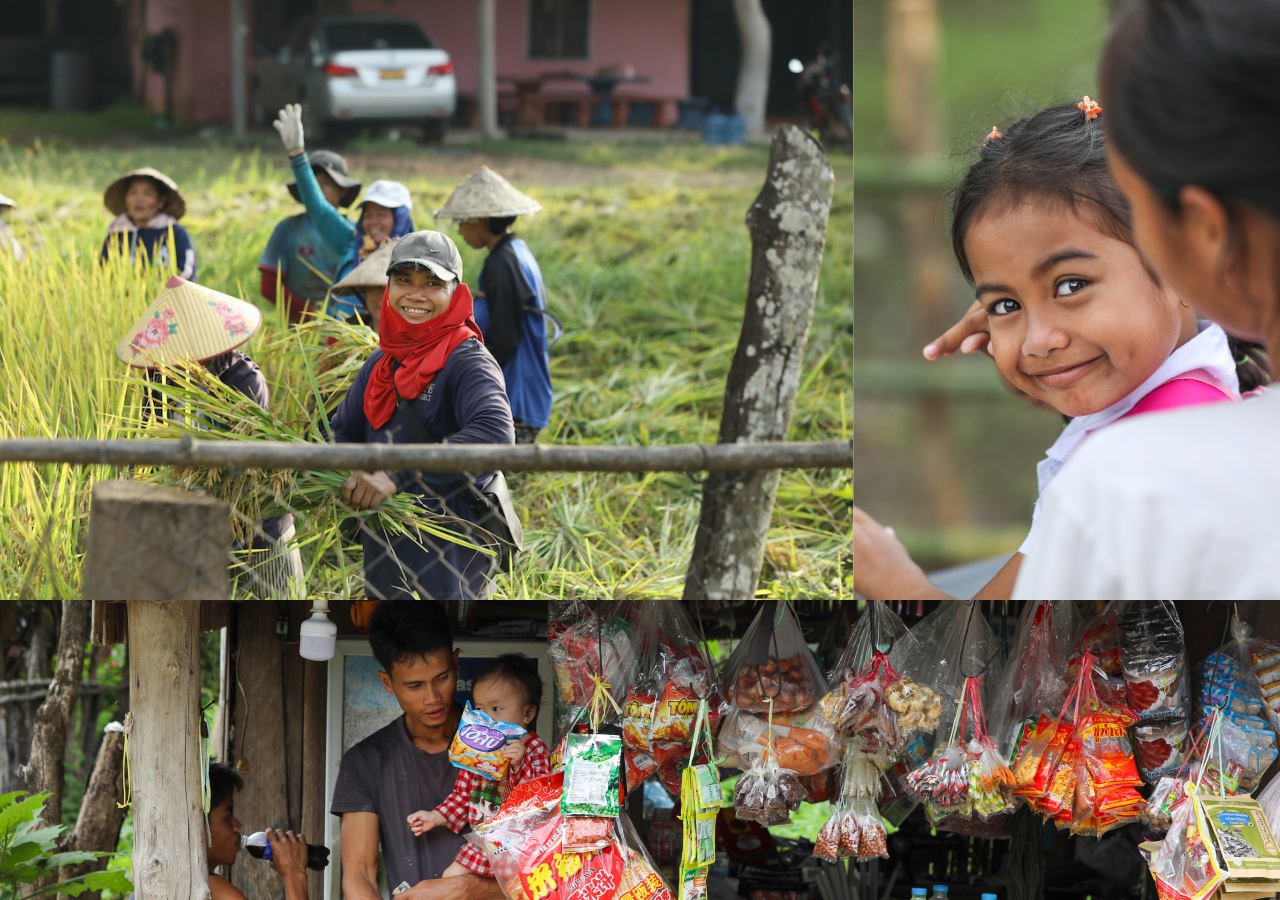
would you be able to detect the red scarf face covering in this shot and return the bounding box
[363,281,483,430]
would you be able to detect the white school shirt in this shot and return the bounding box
[1018,322,1238,557]
[1011,385,1280,600]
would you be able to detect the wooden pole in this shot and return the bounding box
[230,0,248,140]
[683,125,836,602]
[127,600,209,900]
[886,0,970,526]
[478,0,499,138]
[300,656,327,900]
[0,438,851,473]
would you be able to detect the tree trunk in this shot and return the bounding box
[21,600,89,827]
[477,0,499,138]
[58,726,127,900]
[127,600,210,900]
[683,126,836,602]
[731,0,772,140]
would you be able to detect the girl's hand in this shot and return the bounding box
[923,300,992,360]
[342,471,397,510]
[853,506,949,600]
[407,809,445,836]
[501,739,527,768]
[273,104,306,157]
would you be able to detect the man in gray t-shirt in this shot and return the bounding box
[331,603,502,900]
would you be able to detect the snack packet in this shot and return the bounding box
[715,705,840,776]
[450,704,527,780]
[733,739,807,827]
[987,600,1076,759]
[1119,601,1188,723]
[550,613,637,712]
[563,733,624,818]
[623,602,721,756]
[721,602,827,714]
[1146,783,1227,900]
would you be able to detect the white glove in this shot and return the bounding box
[273,103,305,153]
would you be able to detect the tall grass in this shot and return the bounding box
[0,137,851,599]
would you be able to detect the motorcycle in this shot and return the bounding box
[790,54,852,153]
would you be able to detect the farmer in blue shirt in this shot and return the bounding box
[100,168,197,280]
[435,167,556,444]
[258,149,360,322]
[273,104,415,322]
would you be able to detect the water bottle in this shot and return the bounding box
[911,891,927,899]
[929,887,950,900]
[982,894,998,900]
[241,831,331,870]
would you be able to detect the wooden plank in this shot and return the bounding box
[300,652,327,900]
[94,602,232,645]
[127,600,208,900]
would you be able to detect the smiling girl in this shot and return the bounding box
[854,98,1266,601]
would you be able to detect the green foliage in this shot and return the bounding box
[0,791,131,899]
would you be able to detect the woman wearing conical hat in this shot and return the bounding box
[118,276,304,599]
[100,167,197,280]
[435,167,556,444]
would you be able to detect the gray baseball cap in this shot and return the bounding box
[387,230,463,282]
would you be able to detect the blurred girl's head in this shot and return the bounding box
[952,100,1204,417]
[1102,0,1280,348]
[125,177,166,227]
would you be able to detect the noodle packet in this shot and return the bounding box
[563,733,624,818]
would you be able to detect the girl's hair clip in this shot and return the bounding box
[983,126,1002,145]
[1078,96,1102,120]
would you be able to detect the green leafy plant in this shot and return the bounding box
[0,791,132,898]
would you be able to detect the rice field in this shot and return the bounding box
[0,132,852,600]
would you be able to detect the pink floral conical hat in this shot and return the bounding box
[116,276,262,368]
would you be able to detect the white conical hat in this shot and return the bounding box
[0,193,15,209]
[117,276,262,368]
[332,236,400,293]
[433,166,542,220]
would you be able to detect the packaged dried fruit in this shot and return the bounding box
[732,737,808,827]
[721,602,827,714]
[715,705,839,776]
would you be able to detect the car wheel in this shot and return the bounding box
[419,118,446,145]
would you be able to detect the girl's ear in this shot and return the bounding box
[1178,184,1235,282]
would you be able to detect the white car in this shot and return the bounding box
[253,16,456,143]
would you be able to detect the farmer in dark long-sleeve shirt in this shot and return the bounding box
[435,167,554,444]
[330,231,514,601]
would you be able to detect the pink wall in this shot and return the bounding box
[134,0,234,124]
[129,0,689,125]
[349,0,691,100]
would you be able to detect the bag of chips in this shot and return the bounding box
[450,704,527,780]
[1145,783,1227,900]
[721,602,827,714]
[623,602,721,755]
[550,610,638,713]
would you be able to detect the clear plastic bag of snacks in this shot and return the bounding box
[732,739,808,827]
[721,602,827,714]
[1119,601,1188,723]
[623,602,720,755]
[987,600,1077,759]
[1146,783,1226,900]
[813,794,887,863]
[717,704,841,776]
[549,610,638,713]
[901,601,1002,741]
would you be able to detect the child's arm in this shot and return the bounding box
[853,506,954,601]
[423,771,474,835]
[406,809,447,836]
[508,735,551,785]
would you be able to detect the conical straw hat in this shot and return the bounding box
[117,276,262,368]
[332,236,400,293]
[104,168,187,219]
[433,166,542,220]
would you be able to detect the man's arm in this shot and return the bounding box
[340,811,385,900]
[404,873,505,900]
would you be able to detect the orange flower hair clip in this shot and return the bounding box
[1078,96,1102,120]
[983,126,1002,145]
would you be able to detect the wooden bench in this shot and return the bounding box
[528,92,678,128]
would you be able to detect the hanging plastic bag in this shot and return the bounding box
[1146,783,1227,900]
[987,600,1076,759]
[679,701,722,872]
[1119,601,1189,723]
[549,609,638,713]
[900,600,1002,742]
[732,697,808,827]
[716,704,840,776]
[721,602,827,714]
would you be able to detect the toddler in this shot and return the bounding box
[407,653,549,878]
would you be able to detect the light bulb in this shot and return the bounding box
[299,602,336,661]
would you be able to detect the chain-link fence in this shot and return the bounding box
[1,438,851,601]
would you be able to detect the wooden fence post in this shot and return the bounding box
[683,125,837,602]
[82,480,231,601]
[127,601,209,900]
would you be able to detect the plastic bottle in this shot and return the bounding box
[911,891,927,899]
[982,894,998,900]
[241,832,330,870]
[929,887,950,900]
